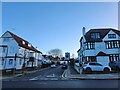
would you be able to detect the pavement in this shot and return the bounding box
[0,67,50,81]
[61,66,120,80]
[68,73,120,80]
[1,66,120,80]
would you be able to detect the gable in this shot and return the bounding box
[1,31,12,38]
[97,51,109,56]
[103,30,120,41]
[84,28,120,42]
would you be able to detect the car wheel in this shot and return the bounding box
[86,67,92,73]
[104,68,110,73]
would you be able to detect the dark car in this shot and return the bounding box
[61,65,67,69]
[109,61,120,71]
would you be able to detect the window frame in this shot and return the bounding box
[19,58,22,65]
[105,40,120,49]
[90,32,100,39]
[9,59,13,65]
[3,38,9,42]
[85,42,95,50]
[109,54,119,62]
[108,34,116,39]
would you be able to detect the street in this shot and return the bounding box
[1,65,120,89]
[2,65,65,81]
[2,80,119,88]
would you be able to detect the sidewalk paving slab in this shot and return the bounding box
[65,66,120,80]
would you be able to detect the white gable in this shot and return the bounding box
[2,31,12,38]
[103,30,120,41]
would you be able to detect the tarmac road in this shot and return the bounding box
[2,80,120,88]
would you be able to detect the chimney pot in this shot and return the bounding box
[82,27,86,36]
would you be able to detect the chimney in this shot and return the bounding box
[82,27,86,36]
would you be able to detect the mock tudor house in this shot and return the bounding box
[77,27,120,65]
[0,31,42,73]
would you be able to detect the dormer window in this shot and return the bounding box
[28,43,31,47]
[22,41,25,44]
[90,33,100,39]
[108,34,116,38]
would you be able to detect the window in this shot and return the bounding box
[9,59,13,65]
[27,61,29,65]
[90,33,100,39]
[96,63,102,66]
[25,42,28,46]
[2,47,6,53]
[22,41,25,44]
[108,34,116,38]
[109,54,119,62]
[2,58,4,65]
[19,58,22,65]
[3,38,9,42]
[28,43,31,47]
[89,63,96,65]
[85,42,95,50]
[84,56,96,63]
[105,41,120,49]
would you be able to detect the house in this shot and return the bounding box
[77,27,120,65]
[42,55,52,64]
[0,31,42,73]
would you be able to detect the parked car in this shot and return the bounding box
[50,64,56,68]
[61,64,67,69]
[109,61,120,71]
[83,62,111,73]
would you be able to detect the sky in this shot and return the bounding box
[2,2,118,57]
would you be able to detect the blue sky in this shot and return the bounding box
[2,2,118,57]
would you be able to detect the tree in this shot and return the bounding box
[47,48,63,58]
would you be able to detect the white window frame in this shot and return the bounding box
[9,59,13,65]
[19,58,22,65]
[3,38,9,42]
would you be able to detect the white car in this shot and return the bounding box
[50,64,56,68]
[83,62,111,73]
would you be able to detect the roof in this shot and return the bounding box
[84,28,120,42]
[77,49,80,52]
[97,51,109,56]
[3,31,42,54]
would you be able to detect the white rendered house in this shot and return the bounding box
[77,27,120,65]
[0,31,42,73]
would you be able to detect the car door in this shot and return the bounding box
[89,63,96,71]
[95,63,103,71]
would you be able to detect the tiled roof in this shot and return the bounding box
[84,28,120,42]
[6,31,42,54]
